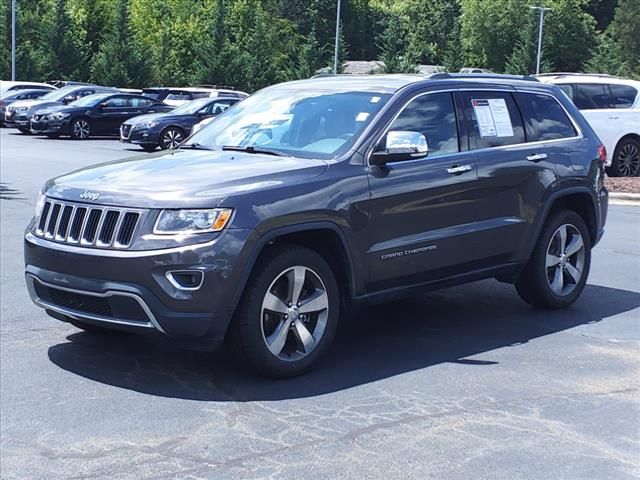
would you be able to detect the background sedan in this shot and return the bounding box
[30,93,172,140]
[121,96,239,151]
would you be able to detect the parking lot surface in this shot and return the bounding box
[1,129,639,479]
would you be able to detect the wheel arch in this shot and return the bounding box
[529,188,599,256]
[230,222,357,314]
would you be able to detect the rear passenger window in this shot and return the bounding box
[460,92,525,149]
[389,92,459,158]
[516,93,577,141]
[573,84,610,109]
[609,84,637,109]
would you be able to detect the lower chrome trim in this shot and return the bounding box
[27,274,165,333]
[25,231,218,258]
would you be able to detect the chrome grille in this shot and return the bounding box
[35,199,143,249]
[121,124,132,139]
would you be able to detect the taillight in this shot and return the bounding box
[597,145,607,164]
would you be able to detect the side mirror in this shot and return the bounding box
[370,130,428,166]
[62,95,75,104]
[98,102,108,109]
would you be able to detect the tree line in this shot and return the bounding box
[0,0,638,92]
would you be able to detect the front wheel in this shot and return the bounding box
[516,210,591,309]
[70,118,91,140]
[230,246,340,377]
[159,127,185,150]
[606,138,640,177]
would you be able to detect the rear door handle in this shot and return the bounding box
[447,164,473,175]
[526,153,548,162]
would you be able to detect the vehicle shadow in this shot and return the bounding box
[47,280,640,401]
[0,182,25,200]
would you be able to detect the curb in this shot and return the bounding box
[609,192,640,205]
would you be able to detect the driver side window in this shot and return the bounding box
[389,92,459,158]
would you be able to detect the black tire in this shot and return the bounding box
[516,210,591,309]
[70,118,91,140]
[159,126,185,150]
[18,127,31,135]
[46,133,60,139]
[230,245,340,378]
[140,144,157,152]
[606,137,640,177]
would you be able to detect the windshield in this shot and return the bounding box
[40,86,78,102]
[171,98,211,115]
[69,93,111,107]
[184,88,391,159]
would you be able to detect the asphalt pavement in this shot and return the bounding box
[1,129,639,479]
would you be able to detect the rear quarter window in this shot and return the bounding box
[515,92,577,141]
[609,84,638,109]
[573,84,611,109]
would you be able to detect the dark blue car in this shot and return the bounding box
[120,97,241,151]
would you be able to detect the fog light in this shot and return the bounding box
[165,270,204,291]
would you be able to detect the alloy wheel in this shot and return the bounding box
[260,266,329,361]
[616,143,640,176]
[545,224,585,296]
[73,120,90,139]
[161,129,183,149]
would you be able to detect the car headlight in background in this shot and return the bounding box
[34,191,46,218]
[153,208,233,234]
[48,112,70,121]
[138,120,159,129]
[15,106,28,112]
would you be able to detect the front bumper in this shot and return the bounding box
[4,112,30,128]
[120,124,160,145]
[24,228,260,347]
[30,117,69,135]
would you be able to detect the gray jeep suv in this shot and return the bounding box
[24,74,608,377]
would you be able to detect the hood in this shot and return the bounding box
[124,112,188,126]
[8,99,59,110]
[44,149,329,209]
[34,104,84,116]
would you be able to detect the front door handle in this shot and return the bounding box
[447,164,473,175]
[526,153,548,162]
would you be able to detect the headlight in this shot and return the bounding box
[16,106,28,112]
[34,191,46,218]
[49,112,70,120]
[138,120,159,129]
[153,208,233,234]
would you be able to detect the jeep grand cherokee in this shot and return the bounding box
[24,74,608,377]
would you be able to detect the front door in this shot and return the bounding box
[366,91,489,290]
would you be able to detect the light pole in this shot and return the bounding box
[530,6,551,75]
[11,0,16,81]
[333,0,342,74]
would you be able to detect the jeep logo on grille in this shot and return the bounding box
[79,190,100,201]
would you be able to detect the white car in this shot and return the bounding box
[0,81,56,96]
[162,87,248,107]
[538,74,640,176]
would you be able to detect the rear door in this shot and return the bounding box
[456,89,559,264]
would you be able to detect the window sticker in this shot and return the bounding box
[356,112,370,122]
[471,98,514,138]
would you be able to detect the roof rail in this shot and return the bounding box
[535,72,620,79]
[196,84,237,90]
[429,73,540,82]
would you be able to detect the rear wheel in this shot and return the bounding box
[516,210,591,309]
[231,246,340,377]
[159,127,185,150]
[70,118,91,140]
[606,138,640,177]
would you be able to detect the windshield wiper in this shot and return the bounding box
[179,143,212,151]
[222,145,290,157]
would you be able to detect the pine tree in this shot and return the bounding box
[505,14,553,75]
[296,30,323,78]
[443,18,464,73]
[90,0,150,87]
[44,0,84,80]
[377,15,418,74]
[0,0,11,79]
